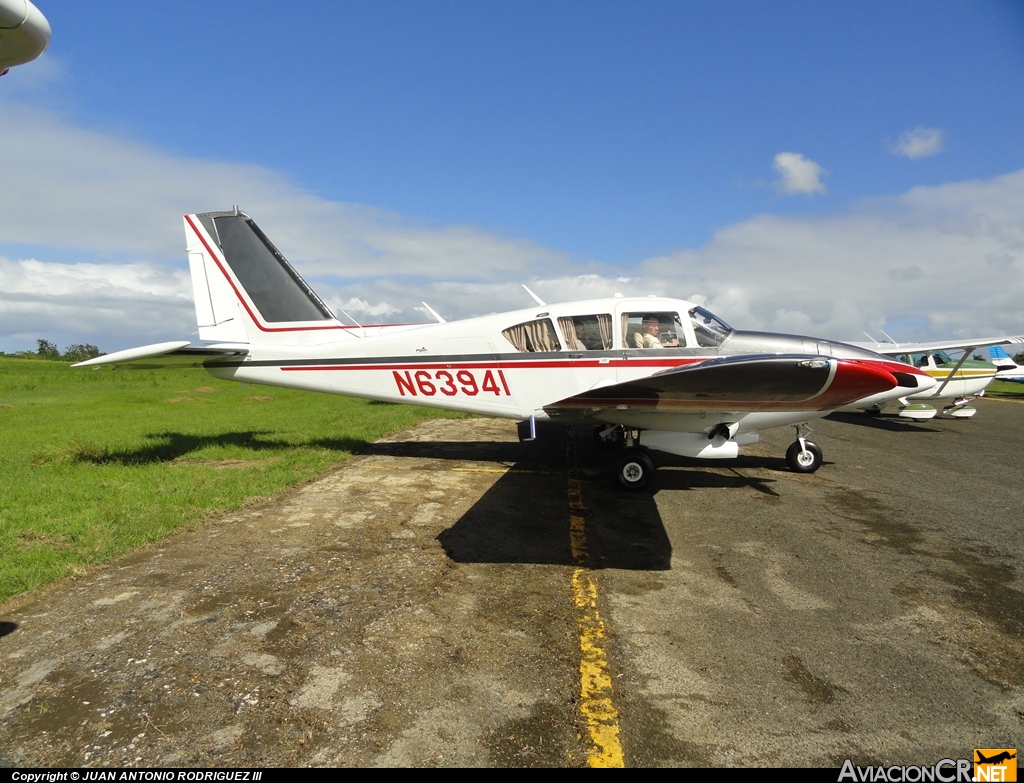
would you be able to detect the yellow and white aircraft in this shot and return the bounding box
[75,209,938,489]
[850,335,1024,419]
[0,0,50,75]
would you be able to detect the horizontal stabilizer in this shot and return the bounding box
[544,354,899,413]
[72,341,248,369]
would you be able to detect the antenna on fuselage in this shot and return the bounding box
[337,309,366,338]
[421,302,447,323]
[522,285,546,306]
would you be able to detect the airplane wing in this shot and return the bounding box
[72,341,248,369]
[544,354,909,415]
[851,335,1024,356]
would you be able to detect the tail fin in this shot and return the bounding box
[184,209,342,344]
[988,345,1017,369]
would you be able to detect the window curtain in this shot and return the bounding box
[597,314,612,350]
[526,319,559,351]
[558,317,581,350]
[503,319,560,352]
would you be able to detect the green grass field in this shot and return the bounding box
[987,380,1024,397]
[0,359,464,603]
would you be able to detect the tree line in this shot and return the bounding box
[0,339,104,362]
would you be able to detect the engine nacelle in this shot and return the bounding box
[0,0,51,72]
[640,430,758,459]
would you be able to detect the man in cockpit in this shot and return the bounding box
[574,321,590,350]
[635,315,664,349]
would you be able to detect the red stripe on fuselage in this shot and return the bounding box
[278,357,702,372]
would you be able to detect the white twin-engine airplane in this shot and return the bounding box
[75,209,938,489]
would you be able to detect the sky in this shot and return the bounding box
[2,1,1024,353]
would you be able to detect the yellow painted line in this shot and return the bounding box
[986,396,1024,405]
[565,430,624,768]
[572,569,624,767]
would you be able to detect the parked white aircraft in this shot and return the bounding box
[76,209,937,489]
[0,0,50,75]
[850,335,1024,419]
[988,345,1024,384]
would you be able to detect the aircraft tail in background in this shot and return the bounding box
[988,345,1024,383]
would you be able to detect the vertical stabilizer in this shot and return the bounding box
[183,210,344,345]
[988,345,1017,369]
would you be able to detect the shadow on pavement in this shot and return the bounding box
[826,412,940,432]
[437,426,673,571]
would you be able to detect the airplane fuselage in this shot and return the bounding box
[201,297,922,439]
[891,351,998,400]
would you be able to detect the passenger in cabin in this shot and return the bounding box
[635,315,664,349]
[574,321,589,350]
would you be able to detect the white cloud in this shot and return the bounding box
[0,255,196,352]
[1,101,1022,354]
[632,169,1024,340]
[0,102,567,280]
[772,152,827,195]
[891,126,944,159]
[331,296,400,319]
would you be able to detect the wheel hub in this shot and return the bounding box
[622,462,643,482]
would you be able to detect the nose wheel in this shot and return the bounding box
[786,438,823,473]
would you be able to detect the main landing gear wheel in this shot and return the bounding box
[612,449,655,491]
[786,440,823,473]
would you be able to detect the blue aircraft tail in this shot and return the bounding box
[989,345,1012,361]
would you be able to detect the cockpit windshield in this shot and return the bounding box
[688,306,734,348]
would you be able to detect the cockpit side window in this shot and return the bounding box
[907,352,928,368]
[620,312,685,349]
[502,318,562,352]
[557,314,613,350]
[688,306,734,348]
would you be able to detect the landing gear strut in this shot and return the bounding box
[593,424,626,449]
[786,424,823,473]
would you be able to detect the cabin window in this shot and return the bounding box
[502,318,561,352]
[557,315,613,350]
[688,306,733,348]
[908,352,930,368]
[621,312,685,349]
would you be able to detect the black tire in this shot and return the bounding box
[612,449,655,490]
[786,440,823,473]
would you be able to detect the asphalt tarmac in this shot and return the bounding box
[1,399,1022,767]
